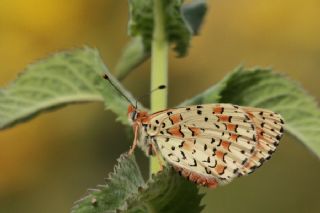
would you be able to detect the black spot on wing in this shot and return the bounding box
[235,124,239,133]
[222,153,227,163]
[180,151,186,160]
[242,158,248,165]
[178,141,185,148]
[204,144,208,151]
[189,158,197,167]
[208,159,217,168]
[205,167,212,174]
[188,127,195,136]
[202,156,211,163]
[253,134,257,141]
[168,153,180,162]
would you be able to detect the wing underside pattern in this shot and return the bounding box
[146,104,284,187]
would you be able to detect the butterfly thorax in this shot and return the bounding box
[127,105,157,155]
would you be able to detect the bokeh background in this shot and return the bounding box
[0,0,319,212]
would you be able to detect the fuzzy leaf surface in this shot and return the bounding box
[128,0,192,56]
[71,154,145,213]
[117,0,208,80]
[0,48,138,130]
[127,168,204,213]
[181,67,320,158]
[72,156,204,213]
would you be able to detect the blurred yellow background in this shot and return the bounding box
[0,0,319,212]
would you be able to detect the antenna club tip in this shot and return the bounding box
[102,73,109,79]
[158,85,166,89]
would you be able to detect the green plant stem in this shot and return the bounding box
[150,0,168,176]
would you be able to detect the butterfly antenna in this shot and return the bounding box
[102,74,135,107]
[137,85,167,104]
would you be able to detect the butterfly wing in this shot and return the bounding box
[147,104,284,187]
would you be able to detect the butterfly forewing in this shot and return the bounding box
[145,104,284,187]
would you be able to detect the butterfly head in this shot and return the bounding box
[128,104,139,123]
[128,104,149,124]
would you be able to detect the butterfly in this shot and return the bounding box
[103,75,285,188]
[127,103,284,188]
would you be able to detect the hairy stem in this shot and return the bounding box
[150,0,168,175]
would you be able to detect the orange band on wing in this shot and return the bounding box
[230,134,239,141]
[218,115,230,122]
[215,164,226,175]
[189,127,202,136]
[213,106,223,114]
[167,126,184,137]
[221,141,231,151]
[169,114,182,124]
[215,150,225,161]
[227,123,236,131]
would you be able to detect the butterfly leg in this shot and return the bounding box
[150,143,164,171]
[128,125,139,155]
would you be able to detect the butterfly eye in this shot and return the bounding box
[131,111,138,121]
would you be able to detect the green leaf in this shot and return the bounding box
[164,0,193,56]
[127,168,204,213]
[128,0,192,56]
[72,154,204,213]
[116,0,208,81]
[71,154,145,213]
[128,0,154,52]
[0,48,139,130]
[180,67,320,158]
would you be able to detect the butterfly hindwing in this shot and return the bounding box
[146,104,284,187]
